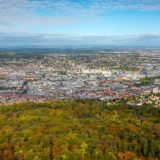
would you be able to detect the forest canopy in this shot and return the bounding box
[0,99,160,160]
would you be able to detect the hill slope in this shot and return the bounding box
[0,99,160,160]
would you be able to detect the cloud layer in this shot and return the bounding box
[0,0,160,47]
[0,33,160,47]
[0,0,160,28]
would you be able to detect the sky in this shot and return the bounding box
[0,0,160,47]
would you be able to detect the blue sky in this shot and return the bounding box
[0,0,160,46]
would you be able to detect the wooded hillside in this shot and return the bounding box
[0,99,160,160]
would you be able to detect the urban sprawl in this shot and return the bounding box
[0,51,160,108]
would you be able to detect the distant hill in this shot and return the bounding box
[0,52,16,56]
[0,48,159,57]
[0,99,159,160]
[0,48,143,57]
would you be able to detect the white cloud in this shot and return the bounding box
[0,32,160,46]
[0,0,160,29]
[0,0,75,27]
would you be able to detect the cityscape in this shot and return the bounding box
[0,0,160,159]
[0,49,160,108]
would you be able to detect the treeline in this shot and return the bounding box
[0,99,160,160]
[140,76,160,86]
